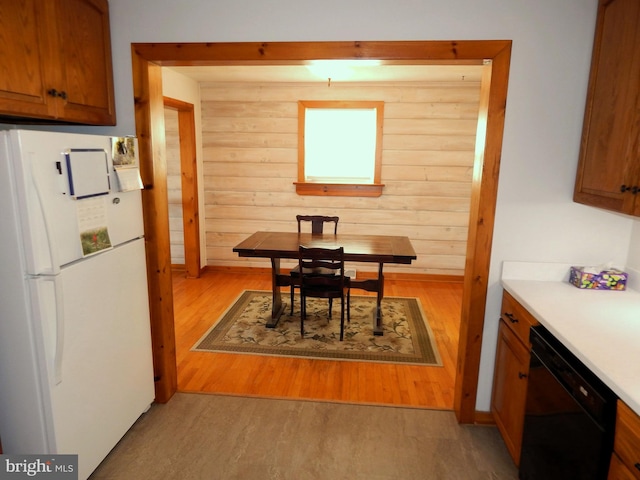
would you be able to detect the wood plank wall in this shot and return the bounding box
[199,80,481,276]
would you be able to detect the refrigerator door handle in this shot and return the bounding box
[29,153,60,275]
[44,275,65,385]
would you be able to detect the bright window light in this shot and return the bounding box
[304,108,377,183]
[296,100,385,197]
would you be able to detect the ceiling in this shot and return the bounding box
[167,62,485,84]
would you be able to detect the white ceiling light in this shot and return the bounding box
[305,60,382,81]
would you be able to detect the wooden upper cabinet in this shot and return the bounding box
[574,0,640,216]
[53,0,116,124]
[0,0,116,125]
[0,0,53,118]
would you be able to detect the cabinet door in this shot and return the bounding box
[613,401,640,479]
[0,0,57,119]
[53,0,116,125]
[0,0,115,125]
[491,320,530,466]
[608,453,639,480]
[574,0,640,215]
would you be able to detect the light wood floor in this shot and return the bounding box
[172,268,463,410]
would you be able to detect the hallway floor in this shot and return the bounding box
[90,392,517,480]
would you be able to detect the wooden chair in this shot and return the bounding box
[296,215,339,235]
[289,215,339,314]
[298,246,350,340]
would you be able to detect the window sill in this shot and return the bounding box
[294,182,384,197]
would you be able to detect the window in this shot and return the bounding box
[295,100,384,197]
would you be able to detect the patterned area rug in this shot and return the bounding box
[192,290,441,365]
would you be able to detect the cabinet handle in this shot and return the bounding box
[635,462,640,472]
[518,372,527,379]
[46,89,67,100]
[504,312,518,323]
[633,186,639,195]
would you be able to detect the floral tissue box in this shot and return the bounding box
[569,266,628,290]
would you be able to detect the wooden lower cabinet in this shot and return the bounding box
[609,453,639,480]
[492,292,640,476]
[491,291,538,466]
[609,400,640,479]
[492,320,530,464]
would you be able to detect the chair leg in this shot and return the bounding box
[328,298,333,319]
[347,289,350,323]
[290,285,295,315]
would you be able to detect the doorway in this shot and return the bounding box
[163,96,201,279]
[131,40,512,423]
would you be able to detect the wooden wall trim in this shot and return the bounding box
[473,410,496,426]
[163,96,201,279]
[132,48,178,403]
[131,40,512,420]
[455,47,511,422]
[132,40,508,64]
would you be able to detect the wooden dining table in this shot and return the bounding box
[233,231,417,335]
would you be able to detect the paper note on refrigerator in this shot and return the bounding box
[77,197,112,256]
[113,166,144,192]
[112,137,136,166]
[111,137,143,192]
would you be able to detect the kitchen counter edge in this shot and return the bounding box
[500,262,640,416]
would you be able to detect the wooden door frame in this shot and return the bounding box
[131,40,512,423]
[163,96,201,279]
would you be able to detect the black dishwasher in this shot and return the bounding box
[519,325,617,480]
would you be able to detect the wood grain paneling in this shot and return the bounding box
[200,81,480,276]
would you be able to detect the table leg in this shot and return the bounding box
[349,264,386,335]
[373,262,384,336]
[268,258,286,328]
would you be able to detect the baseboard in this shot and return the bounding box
[202,265,463,283]
[202,265,269,275]
[171,264,203,279]
[473,410,496,425]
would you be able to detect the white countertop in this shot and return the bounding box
[501,262,640,415]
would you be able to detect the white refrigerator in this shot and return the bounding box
[0,129,155,479]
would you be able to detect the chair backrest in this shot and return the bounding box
[296,215,339,235]
[297,246,346,295]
